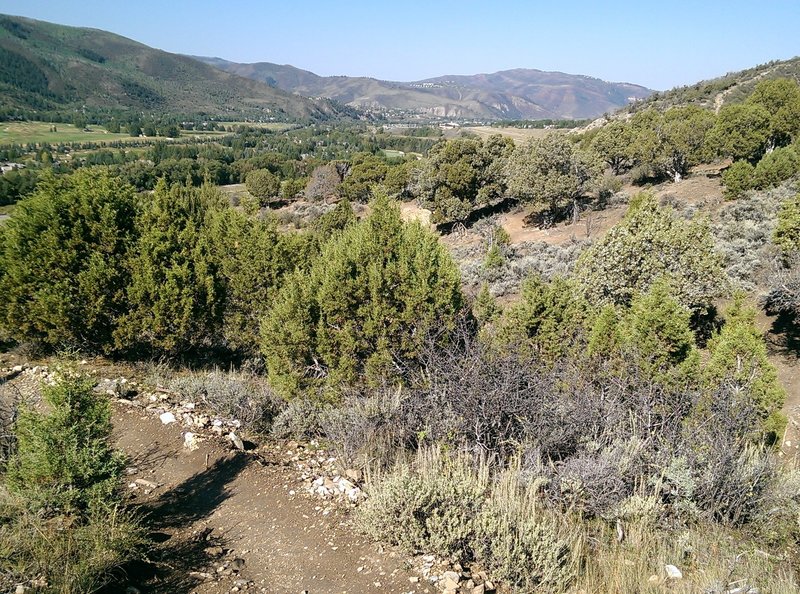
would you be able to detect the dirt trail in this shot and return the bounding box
[713,66,777,113]
[112,403,424,594]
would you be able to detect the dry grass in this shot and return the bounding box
[462,126,568,143]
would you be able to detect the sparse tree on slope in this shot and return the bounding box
[505,133,600,224]
[573,193,724,315]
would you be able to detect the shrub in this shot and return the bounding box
[476,468,577,592]
[753,146,800,190]
[722,160,755,199]
[0,169,137,352]
[245,168,280,205]
[356,450,487,559]
[700,296,786,444]
[6,369,125,513]
[261,193,466,397]
[115,181,227,356]
[573,192,725,315]
[774,191,800,254]
[0,369,141,592]
[168,369,283,433]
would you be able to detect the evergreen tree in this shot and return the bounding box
[774,192,800,255]
[616,279,700,384]
[573,192,724,316]
[204,208,293,354]
[497,275,587,360]
[7,369,125,514]
[261,193,465,397]
[721,160,755,199]
[701,296,786,444]
[114,181,225,355]
[0,169,137,352]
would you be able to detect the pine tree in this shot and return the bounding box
[260,193,465,397]
[702,295,787,444]
[0,168,137,352]
[7,369,125,514]
[114,181,226,355]
[497,275,587,360]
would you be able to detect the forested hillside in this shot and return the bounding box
[0,15,351,122]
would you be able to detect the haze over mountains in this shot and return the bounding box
[196,56,653,120]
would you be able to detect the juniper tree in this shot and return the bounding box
[260,192,465,397]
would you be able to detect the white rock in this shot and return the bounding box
[11,365,23,372]
[159,412,176,425]
[184,432,200,451]
[229,432,244,451]
[134,478,158,490]
[665,564,683,580]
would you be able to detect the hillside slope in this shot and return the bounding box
[632,56,800,113]
[195,57,653,120]
[0,14,347,121]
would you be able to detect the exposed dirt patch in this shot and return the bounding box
[111,402,425,594]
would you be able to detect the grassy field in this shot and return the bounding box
[0,122,132,145]
[462,125,571,143]
[0,121,240,146]
[223,122,296,132]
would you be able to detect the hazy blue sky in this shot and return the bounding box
[1,0,798,90]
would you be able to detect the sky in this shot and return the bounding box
[1,0,798,91]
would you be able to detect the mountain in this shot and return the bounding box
[0,14,348,121]
[194,57,653,120]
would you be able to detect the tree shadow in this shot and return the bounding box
[143,451,249,530]
[108,452,249,593]
[766,311,800,359]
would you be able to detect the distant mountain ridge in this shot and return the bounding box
[0,14,349,121]
[194,57,653,120]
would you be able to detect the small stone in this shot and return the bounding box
[12,365,23,372]
[345,468,363,482]
[16,586,26,594]
[184,432,200,451]
[232,557,246,570]
[665,564,683,580]
[409,576,420,583]
[229,432,245,451]
[134,478,158,490]
[442,571,460,582]
[648,574,660,584]
[205,546,224,556]
[159,411,176,425]
[471,585,485,594]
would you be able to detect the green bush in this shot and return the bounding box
[6,370,125,513]
[261,193,465,397]
[573,192,724,315]
[722,160,755,199]
[245,168,280,205]
[0,369,141,592]
[753,146,800,190]
[701,296,786,444]
[0,169,137,352]
[774,191,800,254]
[115,181,226,355]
